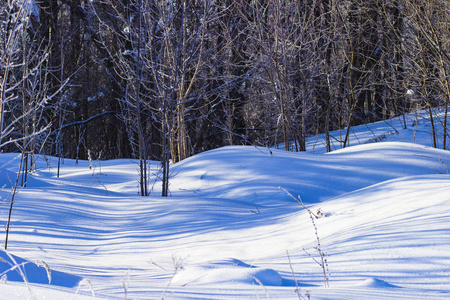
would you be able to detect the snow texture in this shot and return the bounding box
[0,110,449,299]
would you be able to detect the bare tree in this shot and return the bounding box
[1,0,54,151]
[400,0,450,149]
[1,0,64,249]
[1,0,446,167]
[88,0,215,196]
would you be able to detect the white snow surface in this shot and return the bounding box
[0,110,449,299]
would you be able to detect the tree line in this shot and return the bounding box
[1,0,450,195]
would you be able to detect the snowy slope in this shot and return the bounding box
[0,110,449,299]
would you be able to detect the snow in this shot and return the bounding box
[0,110,449,299]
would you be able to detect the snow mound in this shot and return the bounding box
[171,142,450,204]
[358,278,399,288]
[172,258,283,286]
[0,250,82,288]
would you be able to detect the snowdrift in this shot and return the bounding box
[0,111,449,299]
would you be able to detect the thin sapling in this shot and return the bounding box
[279,187,329,287]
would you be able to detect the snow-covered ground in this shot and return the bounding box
[0,110,449,299]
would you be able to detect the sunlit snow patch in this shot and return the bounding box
[172,258,283,286]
